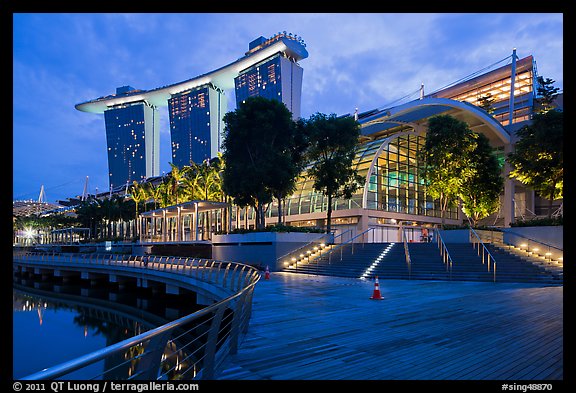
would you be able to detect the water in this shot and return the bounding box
[13,277,202,379]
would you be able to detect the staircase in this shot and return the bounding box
[285,243,391,278]
[485,243,562,284]
[282,240,562,284]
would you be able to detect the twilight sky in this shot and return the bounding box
[12,13,563,203]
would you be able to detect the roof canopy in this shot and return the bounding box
[359,97,510,148]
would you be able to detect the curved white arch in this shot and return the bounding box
[361,97,510,145]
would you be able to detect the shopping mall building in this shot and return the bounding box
[225,52,562,243]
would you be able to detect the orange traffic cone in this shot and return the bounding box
[370,276,384,300]
[265,265,270,280]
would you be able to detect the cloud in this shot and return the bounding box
[13,13,564,202]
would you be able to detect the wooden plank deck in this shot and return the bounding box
[218,273,563,381]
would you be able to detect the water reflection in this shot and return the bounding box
[13,276,203,379]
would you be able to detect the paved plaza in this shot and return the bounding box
[219,272,563,381]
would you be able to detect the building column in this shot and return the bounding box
[162,210,167,242]
[176,206,182,242]
[503,143,515,227]
[194,203,199,241]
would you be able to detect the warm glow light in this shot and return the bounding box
[24,228,34,239]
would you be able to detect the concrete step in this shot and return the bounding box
[283,241,562,284]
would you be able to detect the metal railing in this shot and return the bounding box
[326,227,375,263]
[275,231,336,270]
[14,252,260,380]
[435,229,453,280]
[476,228,563,266]
[401,227,412,279]
[468,225,497,282]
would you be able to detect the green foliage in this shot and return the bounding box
[511,216,563,227]
[419,115,503,228]
[304,113,364,234]
[477,93,495,114]
[536,76,560,114]
[218,224,325,235]
[460,133,504,226]
[419,115,476,227]
[507,110,563,217]
[180,155,225,202]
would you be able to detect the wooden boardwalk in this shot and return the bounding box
[218,272,563,381]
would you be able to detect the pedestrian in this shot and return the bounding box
[421,227,429,242]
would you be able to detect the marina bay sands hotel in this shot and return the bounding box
[76,32,308,190]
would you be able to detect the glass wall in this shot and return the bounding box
[363,134,454,218]
[244,132,459,224]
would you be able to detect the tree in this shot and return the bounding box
[507,110,563,218]
[268,118,309,224]
[222,97,299,230]
[304,113,364,234]
[459,133,504,226]
[128,181,147,236]
[419,115,477,228]
[167,162,187,205]
[184,156,225,202]
[536,76,560,114]
[477,93,495,115]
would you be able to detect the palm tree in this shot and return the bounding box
[183,157,224,202]
[128,181,147,237]
[167,162,188,205]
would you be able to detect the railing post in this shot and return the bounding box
[201,304,227,380]
[133,332,172,380]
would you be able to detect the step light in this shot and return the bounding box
[360,243,394,280]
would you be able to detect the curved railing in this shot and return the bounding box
[13,251,260,380]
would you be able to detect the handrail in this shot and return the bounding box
[326,227,375,263]
[468,223,497,282]
[14,251,260,380]
[435,229,453,280]
[478,227,563,266]
[401,227,412,279]
[486,227,563,253]
[275,231,335,266]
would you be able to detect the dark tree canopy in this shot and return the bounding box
[221,97,301,229]
[508,109,563,217]
[303,113,364,234]
[419,115,477,227]
[460,132,504,226]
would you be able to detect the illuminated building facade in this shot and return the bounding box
[76,32,308,178]
[235,53,304,119]
[168,84,227,167]
[231,52,554,240]
[428,55,537,127]
[103,87,160,189]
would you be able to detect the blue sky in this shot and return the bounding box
[12,13,564,203]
